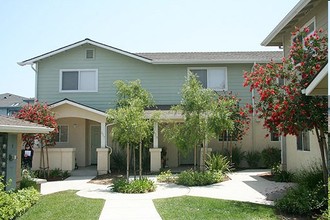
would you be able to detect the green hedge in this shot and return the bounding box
[0,177,40,220]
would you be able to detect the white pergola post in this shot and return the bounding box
[150,122,161,172]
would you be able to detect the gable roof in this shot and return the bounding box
[0,93,34,108]
[18,38,152,66]
[49,98,107,117]
[0,115,53,133]
[18,38,283,66]
[261,0,322,46]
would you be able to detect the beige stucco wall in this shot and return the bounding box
[32,148,76,171]
[159,118,280,168]
[54,117,86,166]
[286,130,322,172]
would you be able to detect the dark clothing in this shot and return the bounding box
[21,149,33,169]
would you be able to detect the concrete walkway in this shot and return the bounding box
[40,169,295,220]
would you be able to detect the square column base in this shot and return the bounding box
[149,148,162,172]
[97,148,110,175]
[200,148,212,170]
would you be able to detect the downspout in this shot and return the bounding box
[30,63,38,99]
[251,62,256,151]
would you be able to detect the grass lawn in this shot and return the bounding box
[18,190,104,220]
[154,196,280,220]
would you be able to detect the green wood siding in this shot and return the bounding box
[283,0,328,57]
[37,44,253,112]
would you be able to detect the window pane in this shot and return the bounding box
[80,71,96,91]
[62,71,78,90]
[60,126,68,142]
[297,132,302,150]
[302,132,310,151]
[190,69,207,88]
[208,68,226,91]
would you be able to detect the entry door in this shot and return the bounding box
[91,126,101,165]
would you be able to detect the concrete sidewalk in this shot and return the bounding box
[40,169,295,220]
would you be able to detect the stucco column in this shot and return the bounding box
[153,122,158,148]
[101,122,106,148]
[97,148,109,175]
[149,148,162,172]
[150,122,161,172]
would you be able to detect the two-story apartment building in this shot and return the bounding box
[18,38,282,174]
[261,0,328,171]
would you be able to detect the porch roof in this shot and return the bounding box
[0,115,53,133]
[49,99,107,123]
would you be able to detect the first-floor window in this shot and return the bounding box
[60,69,98,92]
[271,131,280,142]
[189,67,227,91]
[55,125,68,143]
[297,131,310,151]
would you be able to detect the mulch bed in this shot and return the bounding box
[88,173,125,185]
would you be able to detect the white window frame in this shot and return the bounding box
[291,17,316,46]
[187,67,228,91]
[59,69,98,92]
[296,131,310,151]
[56,125,69,143]
[85,48,95,60]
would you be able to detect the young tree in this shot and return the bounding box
[107,80,155,180]
[15,102,58,176]
[163,72,234,170]
[243,28,328,187]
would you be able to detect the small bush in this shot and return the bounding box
[271,164,294,182]
[157,170,176,183]
[261,147,281,168]
[111,178,156,193]
[205,153,231,173]
[176,169,224,186]
[224,146,245,168]
[275,184,326,216]
[110,149,126,173]
[34,168,70,180]
[0,176,40,220]
[245,151,261,168]
[275,164,327,217]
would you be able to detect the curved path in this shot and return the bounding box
[40,169,294,220]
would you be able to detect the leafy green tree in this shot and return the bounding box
[107,80,154,180]
[164,73,234,170]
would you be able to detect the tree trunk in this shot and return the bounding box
[139,140,142,179]
[203,139,206,172]
[126,143,130,181]
[315,127,328,195]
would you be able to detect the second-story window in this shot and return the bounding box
[189,67,227,91]
[60,69,98,92]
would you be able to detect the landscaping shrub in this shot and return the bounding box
[0,177,40,220]
[275,184,326,216]
[20,169,37,190]
[261,147,281,168]
[34,168,70,180]
[205,153,231,173]
[271,164,294,182]
[176,169,224,186]
[157,170,176,183]
[245,150,261,168]
[275,164,327,217]
[111,178,156,193]
[110,149,126,173]
[225,146,245,168]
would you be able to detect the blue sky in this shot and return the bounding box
[1,0,299,98]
